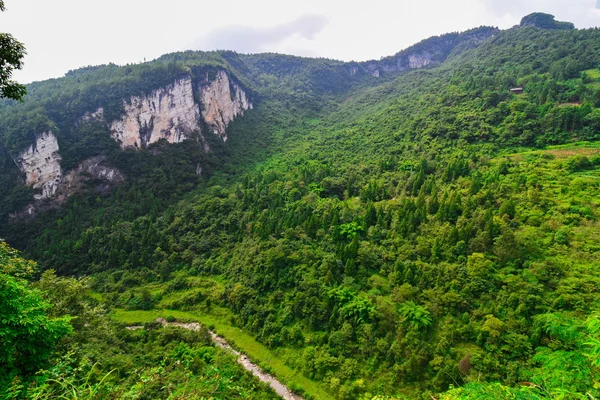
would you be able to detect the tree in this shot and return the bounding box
[32,270,110,345]
[399,301,432,332]
[0,243,72,391]
[0,0,27,101]
[0,241,37,279]
[0,274,72,388]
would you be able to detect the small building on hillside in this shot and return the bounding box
[510,87,524,94]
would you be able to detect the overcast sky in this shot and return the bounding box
[2,0,599,83]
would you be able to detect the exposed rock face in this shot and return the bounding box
[9,70,252,217]
[408,53,432,69]
[199,70,252,141]
[10,156,123,220]
[110,78,200,149]
[59,156,124,201]
[16,132,63,200]
[108,71,251,147]
[81,107,105,123]
[361,26,499,77]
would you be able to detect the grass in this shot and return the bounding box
[157,287,202,307]
[111,307,334,400]
[87,291,103,302]
[495,141,600,162]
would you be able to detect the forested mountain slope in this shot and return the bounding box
[2,13,600,400]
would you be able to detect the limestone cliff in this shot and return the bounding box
[10,69,252,213]
[16,132,63,200]
[109,71,252,147]
[11,155,124,220]
[408,53,433,69]
[199,70,252,141]
[110,78,200,149]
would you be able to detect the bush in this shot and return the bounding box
[164,276,191,293]
[554,228,570,245]
[566,155,591,172]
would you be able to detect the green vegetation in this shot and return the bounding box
[0,243,72,395]
[112,307,335,400]
[0,242,279,399]
[0,0,27,101]
[585,69,600,80]
[2,13,600,400]
[520,13,575,30]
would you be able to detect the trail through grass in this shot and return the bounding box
[495,141,600,161]
[112,308,334,400]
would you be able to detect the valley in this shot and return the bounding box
[2,11,600,400]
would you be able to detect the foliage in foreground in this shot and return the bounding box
[0,242,278,399]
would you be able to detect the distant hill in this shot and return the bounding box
[520,12,575,30]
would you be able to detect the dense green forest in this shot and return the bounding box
[3,13,600,399]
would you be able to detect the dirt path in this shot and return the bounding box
[127,318,304,400]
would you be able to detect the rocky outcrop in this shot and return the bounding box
[58,156,124,201]
[110,78,200,149]
[360,26,499,77]
[408,53,432,69]
[199,70,252,141]
[520,13,575,30]
[10,155,123,220]
[9,69,251,217]
[81,107,105,123]
[108,71,252,147]
[16,132,63,200]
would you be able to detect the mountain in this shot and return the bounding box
[520,12,576,30]
[2,12,600,400]
[0,26,503,224]
[0,64,253,220]
[361,26,500,77]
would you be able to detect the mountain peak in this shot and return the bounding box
[520,13,575,30]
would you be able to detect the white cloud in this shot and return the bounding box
[192,14,329,54]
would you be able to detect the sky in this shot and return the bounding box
[1,0,599,83]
